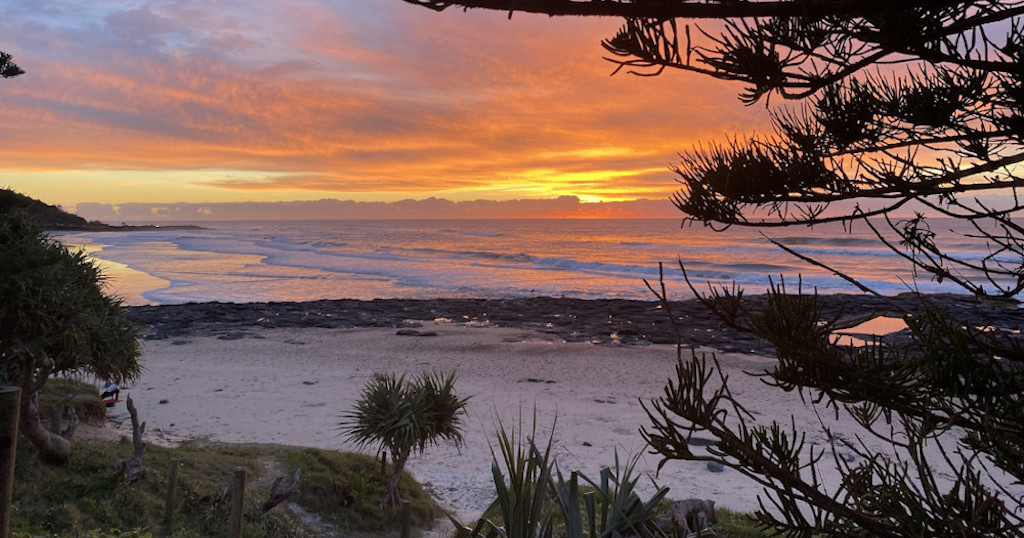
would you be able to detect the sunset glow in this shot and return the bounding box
[1,0,769,217]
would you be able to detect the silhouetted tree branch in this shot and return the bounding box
[399,0,936,20]
[0,52,23,78]
[402,1,1024,535]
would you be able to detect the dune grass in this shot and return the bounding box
[38,378,108,423]
[12,380,771,537]
[9,381,440,537]
[12,436,441,537]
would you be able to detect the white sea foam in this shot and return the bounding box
[54,218,1005,306]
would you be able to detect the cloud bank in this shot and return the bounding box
[1,0,769,210]
[76,195,682,223]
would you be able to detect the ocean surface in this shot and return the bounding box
[54,218,1002,306]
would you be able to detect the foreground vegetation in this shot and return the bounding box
[13,434,766,538]
[400,2,1024,534]
[11,383,439,537]
[441,417,768,538]
[12,436,439,538]
[2,211,141,466]
[341,371,469,509]
[12,381,771,537]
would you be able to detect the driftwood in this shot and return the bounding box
[213,481,233,508]
[47,393,80,439]
[113,395,146,484]
[260,467,301,512]
[61,406,79,439]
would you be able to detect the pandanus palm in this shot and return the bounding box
[340,370,469,508]
[0,212,140,465]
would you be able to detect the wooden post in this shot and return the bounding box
[164,458,179,527]
[401,499,411,538]
[1,386,21,538]
[229,467,245,538]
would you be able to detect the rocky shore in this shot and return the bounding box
[125,293,1021,355]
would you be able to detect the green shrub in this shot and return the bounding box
[11,439,438,537]
[38,378,108,424]
[454,418,669,538]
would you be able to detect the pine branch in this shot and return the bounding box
[400,0,909,19]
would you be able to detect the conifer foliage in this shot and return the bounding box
[0,51,23,78]
[398,1,1024,535]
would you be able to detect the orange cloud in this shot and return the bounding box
[0,1,770,209]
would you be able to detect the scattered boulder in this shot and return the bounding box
[395,329,438,337]
[706,461,725,473]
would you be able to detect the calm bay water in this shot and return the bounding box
[55,218,992,306]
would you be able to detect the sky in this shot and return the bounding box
[0,0,770,218]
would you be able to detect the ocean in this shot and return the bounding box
[53,218,1000,306]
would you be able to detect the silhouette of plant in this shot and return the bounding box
[340,370,469,508]
[398,2,1024,535]
[0,212,140,465]
[0,51,23,78]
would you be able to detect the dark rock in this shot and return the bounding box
[395,329,438,337]
[706,462,725,473]
[122,294,1021,356]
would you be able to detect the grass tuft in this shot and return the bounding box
[11,381,440,537]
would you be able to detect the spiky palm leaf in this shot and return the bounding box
[339,370,469,507]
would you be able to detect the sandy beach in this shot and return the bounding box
[101,296,1023,528]
[109,323,777,517]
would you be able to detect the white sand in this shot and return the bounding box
[104,321,1010,524]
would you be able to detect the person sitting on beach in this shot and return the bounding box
[101,383,120,407]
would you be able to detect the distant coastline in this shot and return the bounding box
[1,188,202,232]
[48,222,205,232]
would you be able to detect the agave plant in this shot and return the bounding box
[556,450,671,538]
[454,416,672,538]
